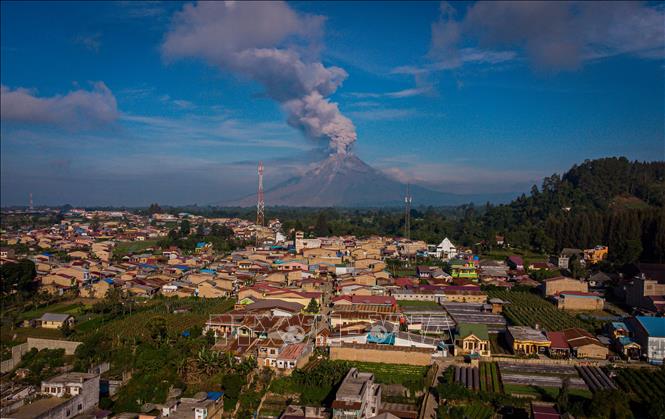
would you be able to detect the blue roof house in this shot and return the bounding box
[628,316,665,364]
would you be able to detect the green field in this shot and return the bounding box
[397,300,441,308]
[18,301,88,321]
[345,361,430,392]
[462,401,495,419]
[487,289,594,331]
[481,248,548,265]
[76,297,235,341]
[113,239,160,258]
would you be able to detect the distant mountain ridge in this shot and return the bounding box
[223,153,514,207]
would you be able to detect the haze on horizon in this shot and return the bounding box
[1,1,664,207]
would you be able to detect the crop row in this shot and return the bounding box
[615,368,665,403]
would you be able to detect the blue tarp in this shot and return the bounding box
[207,391,224,401]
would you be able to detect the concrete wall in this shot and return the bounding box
[0,343,29,373]
[27,338,82,355]
[330,343,433,365]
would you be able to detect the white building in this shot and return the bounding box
[436,238,457,259]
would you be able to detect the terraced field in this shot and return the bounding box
[487,290,593,331]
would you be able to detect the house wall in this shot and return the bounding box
[330,344,432,365]
[575,344,608,359]
[544,278,588,297]
[646,337,665,364]
[558,296,604,311]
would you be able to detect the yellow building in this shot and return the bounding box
[454,323,491,357]
[506,326,551,355]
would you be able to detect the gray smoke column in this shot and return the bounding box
[162,1,356,154]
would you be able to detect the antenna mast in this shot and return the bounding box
[404,184,412,240]
[29,192,34,211]
[257,161,265,227]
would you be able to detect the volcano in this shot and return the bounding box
[225,154,510,207]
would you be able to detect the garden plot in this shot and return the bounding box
[453,365,480,391]
[576,366,617,392]
[497,362,588,390]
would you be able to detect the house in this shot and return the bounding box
[621,264,665,312]
[506,326,551,355]
[541,276,588,297]
[562,328,608,359]
[531,402,561,419]
[546,331,570,359]
[1,247,16,259]
[6,372,102,419]
[626,316,665,365]
[332,368,381,419]
[555,291,605,311]
[557,248,583,270]
[454,323,490,357]
[506,256,524,271]
[444,286,487,304]
[435,238,456,259]
[584,246,608,264]
[38,313,75,329]
[280,405,328,419]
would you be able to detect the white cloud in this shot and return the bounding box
[1,82,118,128]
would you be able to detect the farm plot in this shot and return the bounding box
[462,402,494,419]
[575,366,617,392]
[453,365,480,391]
[614,367,665,404]
[486,290,593,331]
[497,362,588,391]
[479,362,502,393]
[346,361,429,388]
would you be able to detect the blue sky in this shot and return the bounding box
[1,1,664,206]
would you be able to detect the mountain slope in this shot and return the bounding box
[225,154,508,207]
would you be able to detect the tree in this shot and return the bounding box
[147,203,162,215]
[60,321,74,337]
[147,316,168,343]
[314,212,330,237]
[588,390,633,419]
[180,219,191,237]
[557,377,569,412]
[306,298,319,314]
[196,223,206,236]
[0,259,37,297]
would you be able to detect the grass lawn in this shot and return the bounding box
[113,239,160,258]
[18,302,86,321]
[481,248,548,265]
[397,300,441,308]
[1,326,64,344]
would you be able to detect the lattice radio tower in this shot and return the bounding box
[404,184,412,240]
[256,161,265,226]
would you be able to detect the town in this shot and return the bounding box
[1,205,663,419]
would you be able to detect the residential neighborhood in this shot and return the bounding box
[1,207,664,419]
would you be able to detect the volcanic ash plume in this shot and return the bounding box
[162,1,356,154]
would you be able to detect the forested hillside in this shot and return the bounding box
[478,158,665,263]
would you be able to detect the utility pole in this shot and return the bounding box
[256,161,265,227]
[404,184,412,240]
